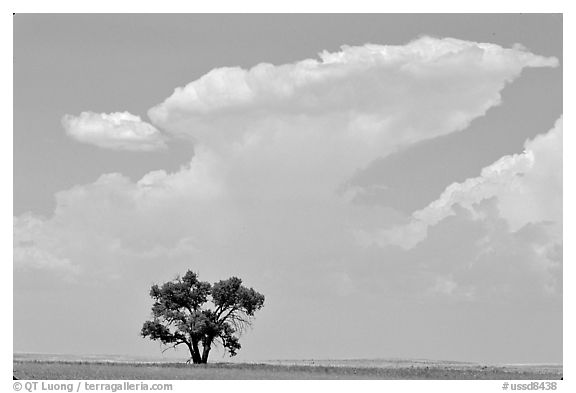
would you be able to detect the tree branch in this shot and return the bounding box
[218,306,239,323]
[161,340,187,354]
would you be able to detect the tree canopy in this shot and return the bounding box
[141,270,265,364]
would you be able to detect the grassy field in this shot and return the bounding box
[13,359,563,380]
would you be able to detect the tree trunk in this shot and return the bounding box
[189,340,202,364]
[201,343,211,364]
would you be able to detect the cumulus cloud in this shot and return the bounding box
[14,214,78,276]
[62,111,167,151]
[402,200,561,300]
[146,37,557,200]
[149,37,557,134]
[368,117,562,250]
[16,37,560,303]
[149,37,558,158]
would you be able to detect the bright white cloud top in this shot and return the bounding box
[149,38,557,161]
[147,37,558,198]
[16,37,561,304]
[150,37,557,137]
[62,111,166,151]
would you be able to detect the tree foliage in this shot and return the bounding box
[141,270,265,364]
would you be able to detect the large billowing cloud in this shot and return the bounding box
[62,111,166,151]
[149,37,556,145]
[145,37,557,200]
[351,117,563,301]
[368,117,562,250]
[16,37,560,305]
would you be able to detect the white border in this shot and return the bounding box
[4,3,572,393]
[4,0,570,13]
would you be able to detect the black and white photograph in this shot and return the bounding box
[10,10,567,387]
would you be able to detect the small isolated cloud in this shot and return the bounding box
[62,111,167,151]
[367,117,562,250]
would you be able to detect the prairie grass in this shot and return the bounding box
[13,359,563,380]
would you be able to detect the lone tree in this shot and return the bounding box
[141,270,265,364]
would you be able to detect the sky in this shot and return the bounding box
[13,14,562,364]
